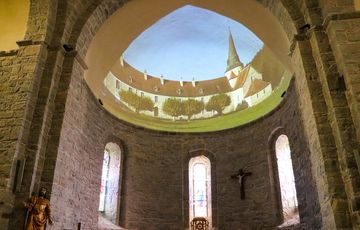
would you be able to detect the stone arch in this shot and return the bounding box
[6,0,360,229]
[82,0,299,108]
[24,2,306,229]
[183,149,217,229]
[77,0,300,60]
[43,4,305,227]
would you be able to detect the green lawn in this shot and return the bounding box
[105,72,293,133]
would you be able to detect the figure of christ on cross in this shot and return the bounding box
[231,169,252,200]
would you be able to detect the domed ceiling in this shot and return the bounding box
[95,4,292,132]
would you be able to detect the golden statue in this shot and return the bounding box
[23,187,53,230]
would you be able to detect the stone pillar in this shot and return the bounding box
[295,1,360,228]
[325,16,360,229]
[291,38,348,229]
[327,17,360,140]
[0,41,48,229]
[0,0,58,229]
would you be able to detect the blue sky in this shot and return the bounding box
[123,5,264,81]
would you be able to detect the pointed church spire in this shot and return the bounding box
[225,30,243,73]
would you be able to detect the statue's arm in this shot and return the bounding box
[230,174,238,179]
[46,202,54,225]
[23,197,34,210]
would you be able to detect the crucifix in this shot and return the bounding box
[230,168,252,200]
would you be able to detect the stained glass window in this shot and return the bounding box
[98,143,122,225]
[275,135,299,223]
[189,155,211,227]
[99,149,110,212]
[193,163,207,217]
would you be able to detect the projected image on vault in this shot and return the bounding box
[103,5,290,128]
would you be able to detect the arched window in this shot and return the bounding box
[99,143,122,225]
[275,135,299,224]
[189,155,212,227]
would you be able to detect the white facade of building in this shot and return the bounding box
[104,31,272,120]
[104,65,272,120]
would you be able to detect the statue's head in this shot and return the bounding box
[39,187,47,198]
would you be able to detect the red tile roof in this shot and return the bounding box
[110,61,234,97]
[245,79,271,97]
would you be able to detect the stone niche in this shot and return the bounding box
[47,56,320,229]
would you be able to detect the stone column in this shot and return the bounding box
[0,0,57,229]
[291,37,349,229]
[295,1,360,228]
[327,16,360,141]
[0,41,49,229]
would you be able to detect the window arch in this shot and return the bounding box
[189,155,212,228]
[275,134,299,225]
[99,142,122,225]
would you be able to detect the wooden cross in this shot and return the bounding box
[230,169,252,200]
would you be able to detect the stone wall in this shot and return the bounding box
[43,55,320,229]
[0,53,18,227]
[327,17,360,140]
[1,0,360,229]
[0,42,48,227]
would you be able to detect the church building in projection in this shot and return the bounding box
[104,31,272,119]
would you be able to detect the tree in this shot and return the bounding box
[162,98,184,120]
[137,96,154,113]
[183,99,204,120]
[119,90,154,113]
[119,90,137,108]
[205,94,231,115]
